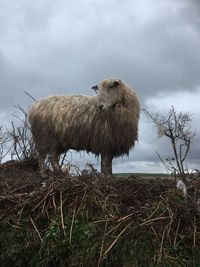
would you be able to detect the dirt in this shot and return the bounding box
[0,159,199,222]
[1,159,200,267]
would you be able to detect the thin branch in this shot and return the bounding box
[24,91,36,102]
[29,217,43,243]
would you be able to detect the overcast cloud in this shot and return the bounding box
[0,0,199,173]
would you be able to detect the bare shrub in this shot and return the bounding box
[0,126,10,163]
[143,106,196,181]
[8,105,37,161]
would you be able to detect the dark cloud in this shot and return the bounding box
[1,0,200,102]
[0,0,200,171]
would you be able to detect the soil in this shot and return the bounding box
[0,159,199,222]
[1,159,200,267]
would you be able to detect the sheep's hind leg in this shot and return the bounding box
[50,152,62,175]
[37,152,48,178]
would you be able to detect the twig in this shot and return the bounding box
[150,226,158,237]
[52,194,57,211]
[29,216,43,243]
[98,220,108,267]
[103,222,131,257]
[173,218,181,246]
[193,216,197,248]
[0,192,29,200]
[8,221,21,229]
[41,199,47,214]
[32,189,53,211]
[147,201,162,220]
[24,91,36,102]
[69,203,76,244]
[60,191,65,236]
[105,222,121,236]
[17,201,27,225]
[75,187,88,215]
[158,226,167,262]
[117,212,135,222]
[140,216,169,226]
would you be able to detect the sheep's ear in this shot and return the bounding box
[91,85,98,93]
[109,80,121,90]
[113,80,121,87]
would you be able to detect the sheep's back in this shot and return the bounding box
[28,92,139,158]
[28,95,97,153]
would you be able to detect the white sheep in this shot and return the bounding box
[28,78,140,176]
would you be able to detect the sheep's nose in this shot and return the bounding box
[99,105,104,111]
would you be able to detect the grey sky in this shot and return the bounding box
[0,0,199,172]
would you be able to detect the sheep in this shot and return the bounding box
[27,78,140,177]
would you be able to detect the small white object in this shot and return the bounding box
[85,163,94,175]
[41,181,46,188]
[61,165,70,175]
[176,179,187,197]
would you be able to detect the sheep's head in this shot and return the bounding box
[92,78,124,111]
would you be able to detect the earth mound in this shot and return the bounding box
[0,159,200,266]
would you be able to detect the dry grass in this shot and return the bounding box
[0,160,200,266]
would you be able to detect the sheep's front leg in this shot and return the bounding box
[50,152,62,174]
[101,154,113,175]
